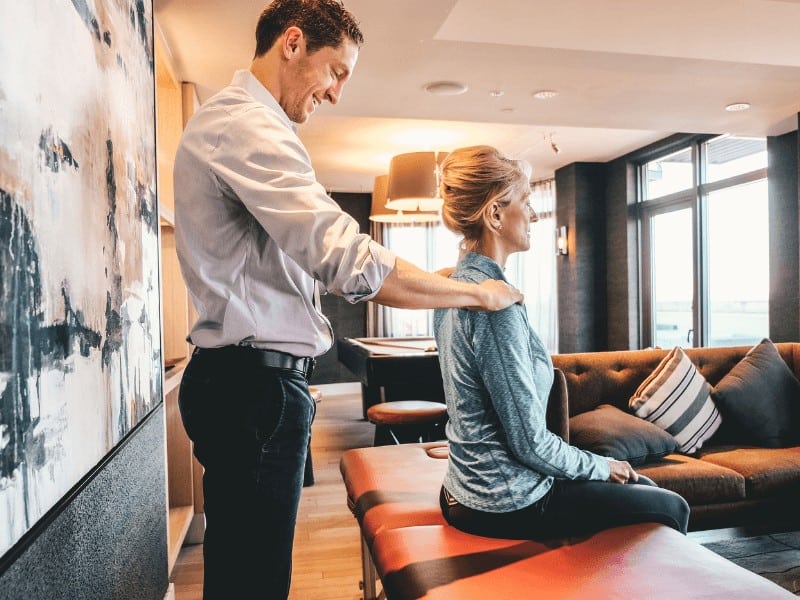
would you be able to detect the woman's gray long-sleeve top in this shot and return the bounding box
[434,253,610,512]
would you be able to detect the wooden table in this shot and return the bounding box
[336,337,445,418]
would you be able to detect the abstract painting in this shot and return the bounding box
[0,0,161,556]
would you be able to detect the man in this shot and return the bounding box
[173,1,523,598]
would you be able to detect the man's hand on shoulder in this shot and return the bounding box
[469,279,524,311]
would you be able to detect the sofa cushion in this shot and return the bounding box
[711,338,800,448]
[569,404,678,466]
[636,454,745,504]
[697,446,800,499]
[629,346,722,454]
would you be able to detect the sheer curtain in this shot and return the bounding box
[367,221,459,337]
[506,178,559,353]
[368,178,558,351]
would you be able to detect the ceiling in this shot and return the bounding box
[153,0,800,193]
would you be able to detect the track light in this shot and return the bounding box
[546,132,560,155]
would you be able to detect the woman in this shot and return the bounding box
[434,145,689,540]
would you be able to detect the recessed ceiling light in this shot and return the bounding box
[423,81,469,96]
[489,90,504,98]
[532,90,559,100]
[725,102,751,112]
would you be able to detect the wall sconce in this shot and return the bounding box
[369,174,439,223]
[385,151,448,212]
[556,225,569,255]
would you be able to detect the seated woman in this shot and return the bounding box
[434,145,689,540]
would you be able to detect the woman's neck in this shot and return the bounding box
[464,235,508,268]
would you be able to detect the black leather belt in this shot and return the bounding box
[195,345,315,379]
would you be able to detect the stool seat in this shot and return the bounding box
[367,400,448,426]
[366,400,448,446]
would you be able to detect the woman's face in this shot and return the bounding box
[500,189,538,254]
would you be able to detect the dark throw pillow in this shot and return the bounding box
[569,404,679,466]
[711,338,800,448]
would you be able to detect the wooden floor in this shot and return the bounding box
[170,383,372,600]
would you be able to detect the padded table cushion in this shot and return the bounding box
[371,523,794,600]
[340,442,449,543]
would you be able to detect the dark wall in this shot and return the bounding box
[0,405,168,599]
[604,159,640,350]
[768,129,800,341]
[310,191,371,384]
[555,163,607,353]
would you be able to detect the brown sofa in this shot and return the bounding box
[552,342,800,530]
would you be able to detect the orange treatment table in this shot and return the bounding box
[340,442,794,600]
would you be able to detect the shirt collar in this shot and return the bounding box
[230,69,297,133]
[456,252,507,281]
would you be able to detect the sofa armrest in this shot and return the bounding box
[547,368,569,443]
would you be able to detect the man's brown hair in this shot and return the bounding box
[254,0,364,57]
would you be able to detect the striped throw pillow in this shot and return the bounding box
[629,346,721,454]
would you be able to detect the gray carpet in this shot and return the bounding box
[702,531,800,596]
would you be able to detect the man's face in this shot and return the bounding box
[281,37,358,124]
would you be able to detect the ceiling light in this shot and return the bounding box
[423,81,469,96]
[489,90,504,97]
[725,102,751,112]
[385,151,448,212]
[369,174,440,223]
[533,90,559,100]
[545,132,560,154]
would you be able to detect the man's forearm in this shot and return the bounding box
[371,257,522,311]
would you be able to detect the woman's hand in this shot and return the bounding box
[607,458,639,484]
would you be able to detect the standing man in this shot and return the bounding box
[173,1,522,598]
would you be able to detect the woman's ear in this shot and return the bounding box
[486,202,503,234]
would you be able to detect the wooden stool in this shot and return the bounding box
[303,387,323,487]
[366,400,448,446]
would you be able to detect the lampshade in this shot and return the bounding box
[369,174,394,222]
[385,151,448,212]
[369,173,440,223]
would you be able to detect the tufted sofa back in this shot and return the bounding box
[551,342,800,417]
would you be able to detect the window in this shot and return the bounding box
[639,135,768,348]
[377,222,459,337]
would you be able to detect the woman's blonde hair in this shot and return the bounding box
[439,145,532,245]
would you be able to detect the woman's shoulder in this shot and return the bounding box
[453,252,504,284]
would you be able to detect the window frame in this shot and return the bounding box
[638,136,768,348]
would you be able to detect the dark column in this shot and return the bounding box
[767,127,799,342]
[555,163,607,353]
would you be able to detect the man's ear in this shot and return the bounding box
[282,26,304,59]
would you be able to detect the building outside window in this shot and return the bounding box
[639,135,768,348]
